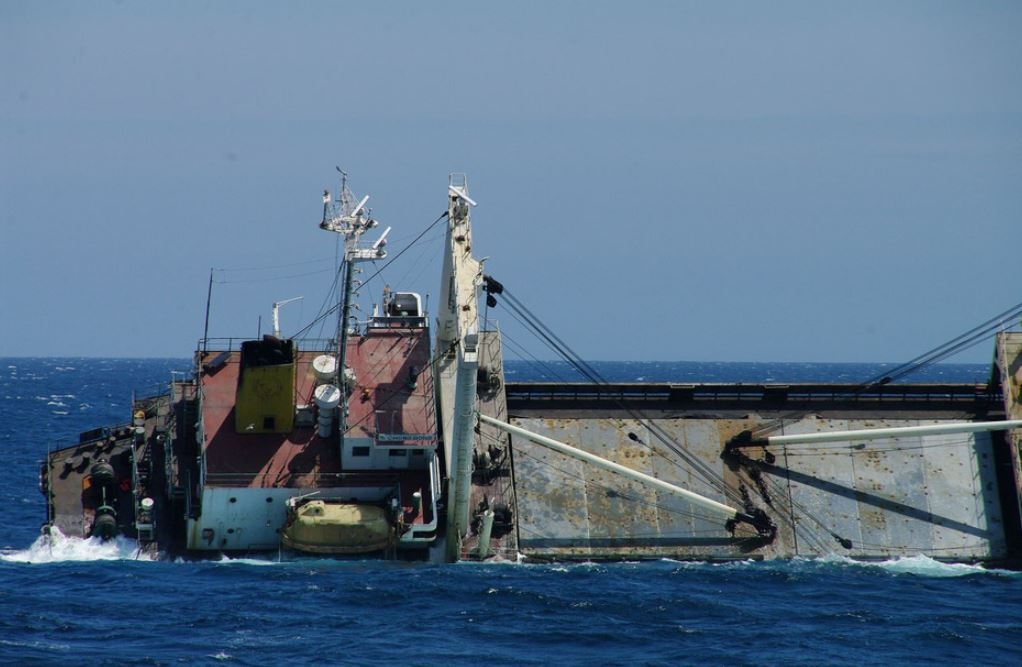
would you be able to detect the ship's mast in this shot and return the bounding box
[319,172,390,439]
[435,173,484,560]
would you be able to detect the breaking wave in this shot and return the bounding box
[0,527,154,563]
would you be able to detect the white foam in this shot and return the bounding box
[212,553,280,566]
[0,528,154,563]
[872,553,1005,577]
[811,552,1014,577]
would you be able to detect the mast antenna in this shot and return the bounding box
[319,171,386,440]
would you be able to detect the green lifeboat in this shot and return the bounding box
[281,500,395,554]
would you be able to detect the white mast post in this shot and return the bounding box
[271,297,303,338]
[436,174,484,560]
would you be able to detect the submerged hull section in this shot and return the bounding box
[41,387,193,554]
[508,414,1007,562]
[451,332,1022,566]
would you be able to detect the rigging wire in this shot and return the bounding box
[480,291,744,538]
[383,228,447,292]
[498,284,739,501]
[211,255,336,273]
[491,282,745,507]
[496,307,597,384]
[748,300,1022,440]
[860,298,1022,387]
[484,278,1006,547]
[212,267,337,285]
[337,328,454,439]
[291,211,449,340]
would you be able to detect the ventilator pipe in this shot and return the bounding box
[475,509,495,559]
[314,384,341,438]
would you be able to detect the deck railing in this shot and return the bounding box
[202,470,408,488]
[505,381,1003,409]
[198,337,336,354]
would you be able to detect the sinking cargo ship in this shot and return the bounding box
[39,172,1022,566]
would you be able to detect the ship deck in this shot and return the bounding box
[195,329,438,527]
[199,348,340,488]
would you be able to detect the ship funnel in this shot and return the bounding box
[314,384,341,437]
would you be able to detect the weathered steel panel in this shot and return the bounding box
[511,412,1011,562]
[513,418,592,554]
[512,417,769,560]
[922,431,1005,558]
[763,417,1006,560]
[578,420,660,545]
[645,420,734,548]
[853,432,925,557]
[769,418,863,556]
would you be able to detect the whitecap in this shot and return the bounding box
[0,528,153,563]
[874,554,1006,577]
[0,638,70,653]
[810,552,1014,577]
[212,553,280,566]
[812,552,859,566]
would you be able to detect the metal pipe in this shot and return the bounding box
[202,270,214,353]
[475,509,494,559]
[477,413,739,519]
[767,419,1022,446]
[451,340,479,539]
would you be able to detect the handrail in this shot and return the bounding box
[505,381,1002,405]
[197,337,336,353]
[203,470,407,487]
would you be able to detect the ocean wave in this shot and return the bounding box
[211,553,281,567]
[801,552,1019,578]
[870,553,1017,578]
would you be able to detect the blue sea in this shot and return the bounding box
[2,358,1020,666]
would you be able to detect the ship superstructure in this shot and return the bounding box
[42,173,446,558]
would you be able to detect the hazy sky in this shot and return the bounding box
[2,1,1020,363]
